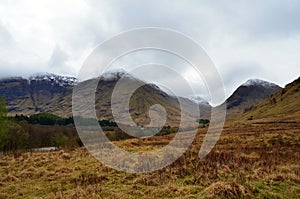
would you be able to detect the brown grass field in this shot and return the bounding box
[0,116,299,199]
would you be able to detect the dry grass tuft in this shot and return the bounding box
[204,181,250,199]
[2,173,19,182]
[61,152,71,160]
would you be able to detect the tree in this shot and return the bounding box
[0,97,29,152]
[0,97,8,151]
[5,122,29,152]
[196,119,210,125]
[52,133,69,148]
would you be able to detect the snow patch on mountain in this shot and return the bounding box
[99,68,139,82]
[189,96,210,105]
[29,73,78,87]
[101,69,126,80]
[242,79,279,88]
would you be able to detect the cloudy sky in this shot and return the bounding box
[0,0,300,102]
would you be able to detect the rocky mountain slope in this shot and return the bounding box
[220,79,282,118]
[0,72,211,126]
[240,76,300,121]
[0,73,75,116]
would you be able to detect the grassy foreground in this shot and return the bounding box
[0,118,300,199]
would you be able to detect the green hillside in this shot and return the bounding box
[240,76,300,120]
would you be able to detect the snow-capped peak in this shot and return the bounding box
[101,69,126,79]
[242,78,278,88]
[189,95,210,105]
[100,68,135,80]
[29,72,78,87]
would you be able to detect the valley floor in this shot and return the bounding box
[0,118,300,198]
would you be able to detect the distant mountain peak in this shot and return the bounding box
[100,69,128,80]
[189,95,210,105]
[221,78,282,118]
[241,76,300,119]
[29,72,77,79]
[0,70,212,125]
[29,72,78,87]
[242,78,279,88]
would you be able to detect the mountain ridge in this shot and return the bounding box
[239,76,300,121]
[214,78,282,119]
[0,72,211,126]
[0,73,286,123]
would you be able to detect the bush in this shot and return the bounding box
[0,97,9,151]
[52,133,69,148]
[196,119,210,125]
[5,122,29,152]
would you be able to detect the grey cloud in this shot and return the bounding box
[102,0,300,44]
[241,0,300,38]
[48,45,69,69]
[0,61,46,78]
[219,61,276,97]
[0,0,299,100]
[0,22,14,47]
[221,61,264,85]
[205,0,300,41]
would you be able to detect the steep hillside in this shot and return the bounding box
[240,76,300,121]
[0,72,211,126]
[0,74,74,117]
[74,73,211,126]
[221,79,281,118]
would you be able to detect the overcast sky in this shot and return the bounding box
[0,0,299,101]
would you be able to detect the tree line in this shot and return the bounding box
[0,99,83,152]
[0,97,206,153]
[11,113,118,127]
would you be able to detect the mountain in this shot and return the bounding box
[72,72,210,126]
[0,73,75,116]
[189,96,210,105]
[0,72,211,126]
[240,76,300,121]
[221,79,282,118]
